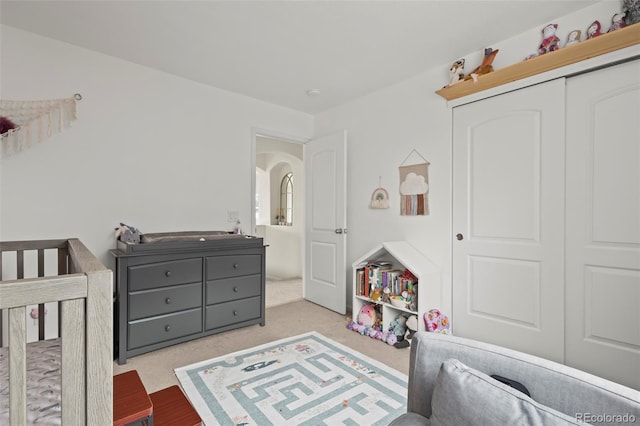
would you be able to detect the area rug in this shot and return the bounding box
[174,331,408,425]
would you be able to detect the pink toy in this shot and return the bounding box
[586,20,603,39]
[538,24,560,55]
[357,304,377,327]
[607,13,627,33]
[369,328,384,340]
[424,309,450,335]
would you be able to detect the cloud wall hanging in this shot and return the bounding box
[399,150,430,216]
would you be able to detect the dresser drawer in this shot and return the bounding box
[129,283,202,321]
[128,258,202,291]
[205,275,261,305]
[206,255,261,280]
[128,308,202,350]
[205,297,260,330]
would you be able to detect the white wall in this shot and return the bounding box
[256,224,303,280]
[0,25,313,267]
[314,1,621,316]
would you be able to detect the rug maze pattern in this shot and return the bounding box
[178,333,408,425]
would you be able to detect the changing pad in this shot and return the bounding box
[140,230,233,243]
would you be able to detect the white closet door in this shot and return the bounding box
[452,79,566,362]
[565,60,640,389]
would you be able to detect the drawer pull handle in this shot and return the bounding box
[233,263,239,269]
[233,287,239,293]
[165,270,172,277]
[165,297,171,304]
[233,310,238,316]
[165,325,171,332]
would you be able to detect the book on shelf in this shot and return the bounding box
[356,268,365,296]
[357,260,419,306]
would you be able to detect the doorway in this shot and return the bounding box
[253,132,305,307]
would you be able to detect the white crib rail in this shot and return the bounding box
[0,239,113,425]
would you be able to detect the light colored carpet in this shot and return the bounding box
[113,280,411,394]
[265,278,303,308]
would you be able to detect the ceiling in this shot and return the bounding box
[1,1,598,114]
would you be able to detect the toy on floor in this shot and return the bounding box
[424,309,450,335]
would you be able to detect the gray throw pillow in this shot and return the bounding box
[430,359,589,426]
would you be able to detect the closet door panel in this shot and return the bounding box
[565,59,640,390]
[469,112,540,240]
[452,79,566,362]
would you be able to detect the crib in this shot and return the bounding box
[0,238,113,424]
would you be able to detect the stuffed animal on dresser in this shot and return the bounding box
[115,222,142,243]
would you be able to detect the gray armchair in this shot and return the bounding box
[390,332,640,425]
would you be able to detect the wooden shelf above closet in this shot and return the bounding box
[435,23,640,101]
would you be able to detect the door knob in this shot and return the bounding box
[335,229,343,234]
[456,233,464,241]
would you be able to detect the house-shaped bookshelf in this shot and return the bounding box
[352,241,441,333]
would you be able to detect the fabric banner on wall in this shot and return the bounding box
[0,96,78,158]
[399,162,430,216]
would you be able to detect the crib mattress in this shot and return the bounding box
[0,338,62,425]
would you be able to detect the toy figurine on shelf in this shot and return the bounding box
[445,58,465,87]
[623,0,640,25]
[586,20,603,39]
[463,48,499,83]
[565,30,582,47]
[607,12,627,32]
[538,23,561,55]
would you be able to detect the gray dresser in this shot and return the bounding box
[112,234,265,364]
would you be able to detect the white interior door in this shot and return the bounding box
[452,79,566,362]
[565,60,640,389]
[304,130,347,314]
